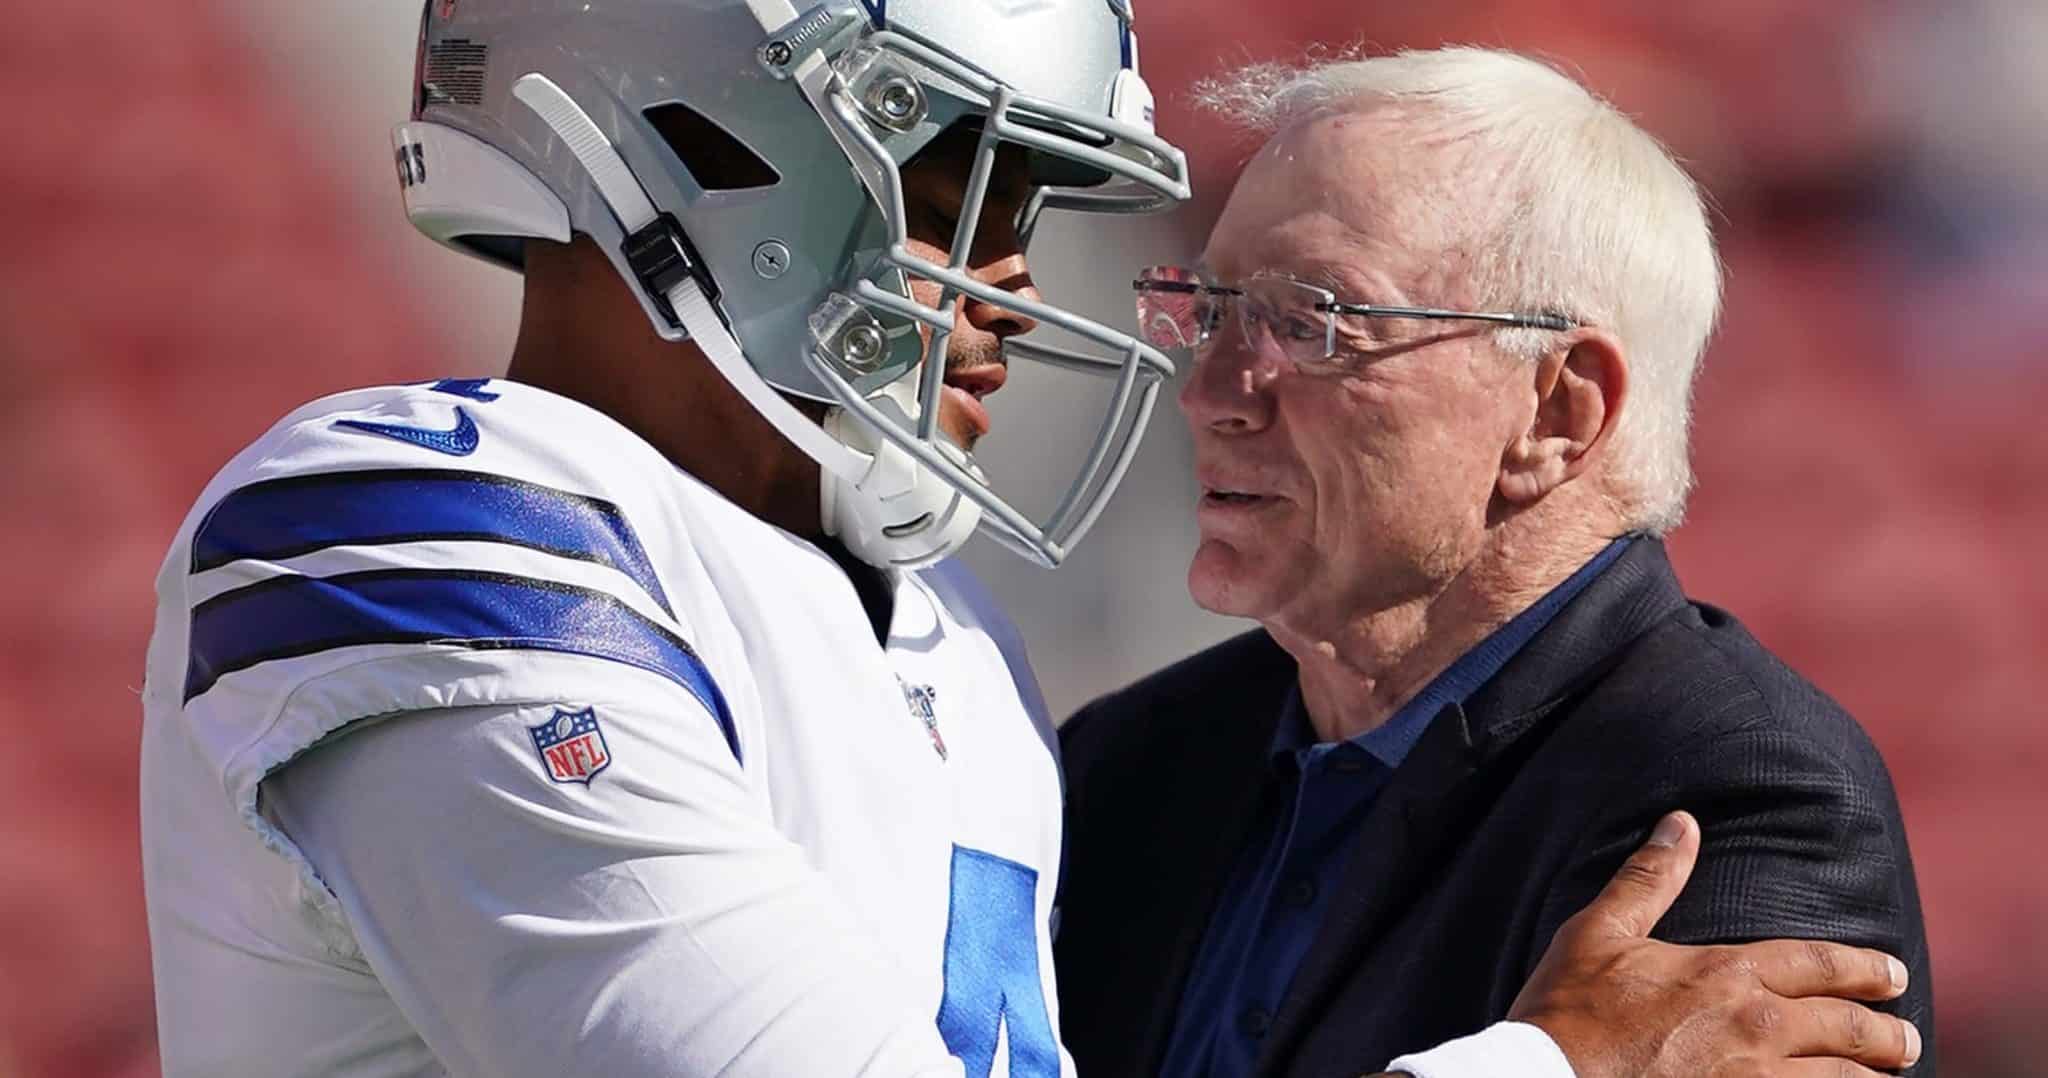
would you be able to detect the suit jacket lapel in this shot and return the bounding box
[1251,539,1693,1074]
[1254,699,1486,1074]
[1127,631,1299,1071]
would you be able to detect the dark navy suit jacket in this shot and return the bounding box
[1053,539,1935,1076]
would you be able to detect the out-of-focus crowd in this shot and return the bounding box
[1,2,2041,1074]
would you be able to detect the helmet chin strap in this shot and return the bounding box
[820,380,986,569]
[668,277,983,570]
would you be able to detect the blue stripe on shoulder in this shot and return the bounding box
[191,469,671,618]
[184,569,739,762]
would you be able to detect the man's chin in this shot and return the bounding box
[1186,541,1273,619]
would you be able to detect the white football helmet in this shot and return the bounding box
[393,0,1190,568]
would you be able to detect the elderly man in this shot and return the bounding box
[1052,47,1936,1077]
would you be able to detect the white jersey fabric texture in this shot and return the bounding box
[1387,1022,1576,1078]
[140,378,1071,1078]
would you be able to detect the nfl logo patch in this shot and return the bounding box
[899,679,948,762]
[529,707,611,785]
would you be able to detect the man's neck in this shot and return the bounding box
[1271,520,1613,744]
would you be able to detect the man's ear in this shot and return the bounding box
[1498,330,1627,507]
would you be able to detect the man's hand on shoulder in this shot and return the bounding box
[1509,812,1922,1077]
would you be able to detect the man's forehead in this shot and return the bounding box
[1197,230,1404,294]
[1205,109,1468,292]
[1277,109,1462,213]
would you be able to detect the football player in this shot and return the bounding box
[140,2,1914,1076]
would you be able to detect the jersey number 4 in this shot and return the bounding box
[937,846,1060,1078]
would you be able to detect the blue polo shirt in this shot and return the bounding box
[1159,538,1632,1078]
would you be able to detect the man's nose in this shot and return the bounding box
[1178,332,1281,434]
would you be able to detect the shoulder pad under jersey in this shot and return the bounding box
[168,378,738,809]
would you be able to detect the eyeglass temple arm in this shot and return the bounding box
[1130,279,1244,296]
[1323,301,1574,331]
[1132,279,1573,331]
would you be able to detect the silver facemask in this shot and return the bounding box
[394,0,1190,567]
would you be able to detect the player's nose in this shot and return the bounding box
[961,256,1040,339]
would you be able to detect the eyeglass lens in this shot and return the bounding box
[1135,269,1338,362]
[1235,277,1333,362]
[1133,267,1210,350]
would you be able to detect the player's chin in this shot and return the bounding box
[935,395,988,455]
[940,425,981,455]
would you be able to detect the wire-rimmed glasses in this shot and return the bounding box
[1132,265,1576,367]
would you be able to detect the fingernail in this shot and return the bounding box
[1649,813,1686,847]
[1889,956,1910,992]
[1903,1019,1922,1065]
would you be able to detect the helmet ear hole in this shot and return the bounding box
[644,102,780,192]
[454,235,528,268]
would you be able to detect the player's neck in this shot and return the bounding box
[508,238,826,542]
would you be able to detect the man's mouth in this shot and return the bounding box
[1196,468,1285,517]
[1200,488,1281,512]
[1202,490,1267,506]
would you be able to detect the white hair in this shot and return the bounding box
[1194,47,1722,535]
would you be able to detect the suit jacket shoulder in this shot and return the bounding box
[1512,586,1914,932]
[1546,596,1888,773]
[1466,552,1936,1070]
[1054,540,1937,1077]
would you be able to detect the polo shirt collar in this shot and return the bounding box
[1268,536,1635,775]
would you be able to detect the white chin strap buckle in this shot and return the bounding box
[820,397,984,570]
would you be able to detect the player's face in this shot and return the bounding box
[897,126,1042,453]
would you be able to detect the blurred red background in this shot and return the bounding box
[3,2,2042,1074]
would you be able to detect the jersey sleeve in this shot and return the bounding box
[160,382,970,1073]
[1385,1022,1577,1078]
[169,380,734,830]
[264,691,966,1078]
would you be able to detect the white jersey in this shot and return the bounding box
[140,378,1073,1078]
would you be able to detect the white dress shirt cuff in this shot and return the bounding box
[1386,1021,1576,1078]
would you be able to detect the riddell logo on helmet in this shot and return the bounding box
[437,0,457,19]
[864,0,1057,17]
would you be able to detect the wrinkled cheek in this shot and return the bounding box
[1304,389,1393,514]
[1305,447,1378,559]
